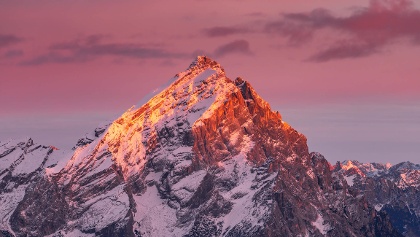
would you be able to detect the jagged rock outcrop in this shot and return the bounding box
[0,138,63,236]
[0,56,413,236]
[335,160,420,237]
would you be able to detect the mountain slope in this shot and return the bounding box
[0,56,410,237]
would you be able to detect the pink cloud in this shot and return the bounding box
[0,34,23,48]
[3,49,24,58]
[307,41,379,62]
[203,26,251,37]
[265,0,420,61]
[20,35,187,66]
[213,40,253,57]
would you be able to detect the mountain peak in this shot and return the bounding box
[187,55,224,72]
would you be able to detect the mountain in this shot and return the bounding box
[0,56,416,236]
[334,160,420,236]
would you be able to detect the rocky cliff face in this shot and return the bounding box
[0,56,414,237]
[334,160,420,237]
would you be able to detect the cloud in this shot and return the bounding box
[265,8,340,45]
[307,41,379,62]
[214,40,253,57]
[203,26,251,37]
[21,35,187,66]
[0,34,23,48]
[20,52,90,66]
[265,0,420,61]
[244,12,266,17]
[3,49,24,58]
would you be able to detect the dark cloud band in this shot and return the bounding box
[20,35,187,66]
[0,34,23,48]
[214,40,253,57]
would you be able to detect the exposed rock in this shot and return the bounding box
[334,160,420,236]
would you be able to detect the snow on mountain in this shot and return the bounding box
[0,56,414,237]
[334,160,420,236]
[0,138,63,235]
[336,160,419,189]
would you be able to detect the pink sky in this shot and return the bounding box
[1,0,419,164]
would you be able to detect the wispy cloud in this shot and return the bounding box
[307,41,379,62]
[244,12,266,18]
[203,26,251,37]
[214,39,253,57]
[21,34,187,66]
[3,49,24,58]
[0,34,23,48]
[265,0,420,61]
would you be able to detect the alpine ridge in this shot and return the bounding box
[0,56,417,237]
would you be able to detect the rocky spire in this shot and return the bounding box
[187,55,224,73]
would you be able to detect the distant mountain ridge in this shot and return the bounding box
[0,56,417,236]
[334,159,420,236]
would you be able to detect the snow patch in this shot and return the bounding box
[78,185,130,232]
[172,146,192,155]
[11,147,47,175]
[215,135,275,234]
[46,229,95,237]
[133,186,182,236]
[374,204,384,211]
[0,148,23,172]
[172,170,207,191]
[312,212,330,235]
[0,185,27,234]
[44,149,73,174]
[344,174,356,186]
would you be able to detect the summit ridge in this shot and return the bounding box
[187,55,222,71]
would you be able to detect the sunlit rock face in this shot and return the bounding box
[0,56,411,237]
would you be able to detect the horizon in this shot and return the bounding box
[1,0,420,164]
